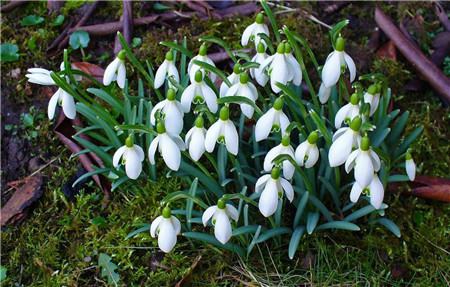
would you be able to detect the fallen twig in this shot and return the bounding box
[114,0,133,55]
[375,7,450,104]
[0,0,28,13]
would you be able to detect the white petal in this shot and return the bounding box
[150,216,163,237]
[180,84,196,113]
[154,60,168,89]
[205,121,222,153]
[61,91,76,119]
[158,220,177,253]
[286,54,302,85]
[134,145,145,161]
[171,216,181,235]
[202,206,217,226]
[280,178,294,202]
[224,121,239,155]
[369,175,384,209]
[406,159,416,181]
[148,136,160,165]
[334,103,351,129]
[278,112,290,135]
[370,94,380,116]
[226,204,239,221]
[259,54,275,72]
[318,83,332,104]
[263,145,281,172]
[160,134,181,171]
[189,129,206,161]
[370,150,381,172]
[354,152,374,188]
[345,149,360,173]
[125,149,142,180]
[47,89,61,120]
[164,102,184,135]
[350,182,362,203]
[321,51,341,88]
[103,58,120,86]
[26,72,55,85]
[201,83,218,113]
[113,146,127,167]
[167,62,180,85]
[255,174,271,194]
[295,141,308,166]
[305,144,319,168]
[258,180,279,217]
[116,61,126,89]
[282,158,295,180]
[329,129,354,167]
[270,55,289,93]
[255,109,275,142]
[214,211,232,244]
[150,100,167,126]
[344,52,356,82]
[241,23,256,46]
[332,127,348,142]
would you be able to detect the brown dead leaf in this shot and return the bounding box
[376,40,397,60]
[72,62,105,82]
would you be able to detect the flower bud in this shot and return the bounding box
[165,51,174,61]
[276,42,285,54]
[335,37,345,52]
[233,63,241,74]
[239,72,249,84]
[125,136,133,147]
[162,206,172,218]
[350,93,359,105]
[368,84,377,95]
[194,70,203,83]
[273,97,284,110]
[219,106,230,121]
[255,13,264,24]
[117,50,126,60]
[271,167,281,179]
[350,116,362,131]
[157,122,166,134]
[217,198,226,209]
[284,42,292,54]
[195,115,204,128]
[257,42,266,53]
[167,88,176,101]
[199,44,208,56]
[360,136,370,151]
[307,131,319,144]
[281,135,290,146]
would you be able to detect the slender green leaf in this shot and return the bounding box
[183,232,245,257]
[125,224,151,239]
[373,218,401,238]
[316,221,360,231]
[288,226,305,259]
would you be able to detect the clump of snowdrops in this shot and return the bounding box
[26,1,421,258]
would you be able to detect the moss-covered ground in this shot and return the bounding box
[1,1,449,286]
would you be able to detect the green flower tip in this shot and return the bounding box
[117,50,126,61]
[273,97,284,110]
[165,51,174,61]
[405,152,412,160]
[335,37,345,52]
[156,122,166,134]
[255,13,264,24]
[350,116,362,131]
[276,42,285,54]
[257,42,266,53]
[307,131,319,144]
[199,44,208,56]
[233,63,241,74]
[360,136,370,151]
[368,84,377,95]
[195,116,204,128]
[219,106,230,121]
[350,93,359,105]
[271,167,281,179]
[284,42,292,54]
[239,72,249,84]
[281,135,290,146]
[194,70,203,83]
[217,198,226,209]
[125,136,133,147]
[162,206,172,218]
[167,88,176,101]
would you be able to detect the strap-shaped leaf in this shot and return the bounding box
[125,224,151,239]
[160,40,193,58]
[87,88,122,113]
[193,59,231,86]
[186,178,199,230]
[161,189,208,209]
[232,225,259,236]
[372,218,401,238]
[306,212,320,234]
[217,96,263,116]
[72,167,110,188]
[344,205,377,222]
[260,0,280,43]
[329,19,349,47]
[183,232,245,257]
[293,191,309,227]
[316,221,360,231]
[394,126,423,158]
[254,227,291,244]
[200,35,237,62]
[288,226,306,259]
[388,174,410,183]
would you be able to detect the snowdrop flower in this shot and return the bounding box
[264,135,296,180]
[250,43,269,86]
[329,116,362,167]
[260,43,298,93]
[350,174,384,209]
[321,37,356,88]
[334,93,360,129]
[188,44,216,83]
[241,13,269,48]
[255,167,294,217]
[318,83,332,104]
[205,107,239,155]
[154,50,180,89]
[150,89,184,135]
[113,136,145,180]
[202,199,238,244]
[181,70,218,113]
[255,97,289,142]
[295,131,320,168]
[26,67,76,120]
[219,63,241,97]
[148,122,186,171]
[284,43,302,86]
[345,136,381,188]
[103,50,126,89]
[405,151,416,181]
[185,116,207,161]
[150,207,181,253]
[363,84,380,116]
[224,72,258,118]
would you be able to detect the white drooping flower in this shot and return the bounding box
[295,131,320,168]
[148,122,186,171]
[224,72,258,118]
[405,151,416,181]
[26,64,77,120]
[260,42,302,93]
[181,70,218,113]
[255,167,294,217]
[103,50,126,89]
[263,135,296,180]
[185,116,207,161]
[345,137,381,188]
[150,89,184,135]
[318,83,332,104]
[329,116,362,167]
[241,13,269,48]
[350,173,384,209]
[321,37,356,88]
[150,207,181,253]
[219,64,241,98]
[113,137,145,180]
[363,84,380,116]
[154,50,180,89]
[334,93,360,128]
[202,200,238,244]
[188,44,217,83]
[255,97,289,142]
[250,43,269,86]
[205,107,239,155]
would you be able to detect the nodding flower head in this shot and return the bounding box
[321,37,356,88]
